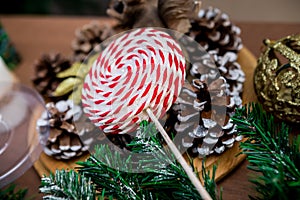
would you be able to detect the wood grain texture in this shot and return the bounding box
[33,47,257,181]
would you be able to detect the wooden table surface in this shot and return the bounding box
[1,15,299,200]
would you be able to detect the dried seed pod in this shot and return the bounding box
[107,0,163,29]
[158,0,201,33]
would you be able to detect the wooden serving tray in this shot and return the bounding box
[34,47,257,181]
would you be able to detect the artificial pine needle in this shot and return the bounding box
[39,103,299,199]
[39,121,222,200]
[231,103,300,200]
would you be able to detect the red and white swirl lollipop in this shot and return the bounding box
[82,28,185,134]
[82,28,212,200]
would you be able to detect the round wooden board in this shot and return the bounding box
[34,47,257,181]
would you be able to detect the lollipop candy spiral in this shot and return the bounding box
[82,28,186,134]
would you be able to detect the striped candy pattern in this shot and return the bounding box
[82,28,186,134]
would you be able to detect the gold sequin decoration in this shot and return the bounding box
[254,34,300,123]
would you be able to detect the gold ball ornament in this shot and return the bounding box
[254,34,300,123]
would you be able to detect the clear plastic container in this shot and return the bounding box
[0,82,49,188]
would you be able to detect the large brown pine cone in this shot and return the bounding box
[32,53,71,102]
[165,36,244,157]
[189,6,243,56]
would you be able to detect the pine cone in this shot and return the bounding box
[37,100,98,159]
[165,36,244,157]
[32,53,72,102]
[37,100,134,159]
[71,21,113,62]
[189,7,243,56]
[209,50,245,97]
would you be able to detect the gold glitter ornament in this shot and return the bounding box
[254,34,300,123]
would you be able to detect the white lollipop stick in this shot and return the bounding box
[146,108,212,200]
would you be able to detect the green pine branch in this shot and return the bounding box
[231,103,300,200]
[39,169,96,200]
[40,121,222,200]
[0,184,27,200]
[202,162,223,200]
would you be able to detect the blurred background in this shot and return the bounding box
[0,0,300,22]
[0,0,110,16]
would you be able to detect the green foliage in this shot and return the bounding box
[202,161,223,200]
[39,170,95,200]
[0,23,21,70]
[40,121,222,200]
[0,184,27,200]
[231,103,300,200]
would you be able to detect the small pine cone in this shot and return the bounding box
[189,6,243,56]
[37,100,98,160]
[32,53,71,102]
[37,100,133,159]
[71,21,113,62]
